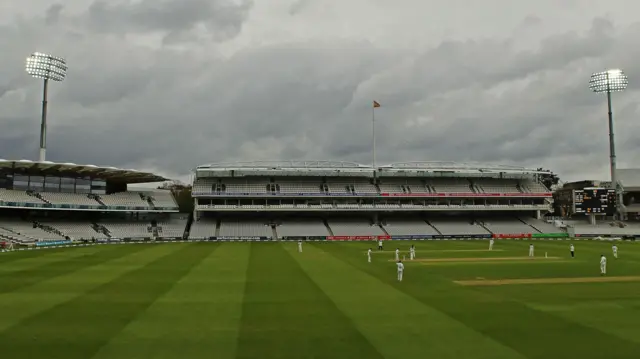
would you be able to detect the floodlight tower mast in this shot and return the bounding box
[25,52,68,162]
[589,69,629,218]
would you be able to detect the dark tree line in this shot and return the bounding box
[537,168,560,190]
[158,181,193,213]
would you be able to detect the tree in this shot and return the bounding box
[158,181,193,213]
[537,168,560,190]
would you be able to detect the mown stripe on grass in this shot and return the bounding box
[235,242,384,359]
[295,243,527,359]
[90,242,249,359]
[0,244,148,294]
[321,242,640,359]
[0,243,215,359]
[0,244,174,332]
[0,245,110,273]
[0,246,98,267]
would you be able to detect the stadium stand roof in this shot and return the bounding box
[197,160,548,173]
[0,160,168,184]
[197,160,369,169]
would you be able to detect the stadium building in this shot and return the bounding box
[189,161,560,241]
[0,159,184,249]
[550,169,640,238]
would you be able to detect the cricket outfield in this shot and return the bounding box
[0,239,638,359]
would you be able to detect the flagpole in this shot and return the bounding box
[372,104,376,169]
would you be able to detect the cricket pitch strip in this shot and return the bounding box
[454,276,640,286]
[389,256,561,263]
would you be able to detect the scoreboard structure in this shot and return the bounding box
[573,188,617,215]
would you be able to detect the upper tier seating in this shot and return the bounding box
[39,192,102,206]
[99,193,149,208]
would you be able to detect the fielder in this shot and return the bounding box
[528,243,534,257]
[570,244,575,258]
[612,244,618,258]
[409,244,416,260]
[297,240,303,253]
[600,254,607,275]
[396,260,404,282]
[489,238,494,251]
[395,248,400,261]
[378,239,383,251]
[367,248,372,263]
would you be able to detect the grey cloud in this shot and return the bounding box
[87,0,253,42]
[2,4,640,183]
[45,4,64,26]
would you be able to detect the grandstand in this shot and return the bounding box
[189,161,559,240]
[0,160,181,246]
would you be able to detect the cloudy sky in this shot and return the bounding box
[1,0,639,183]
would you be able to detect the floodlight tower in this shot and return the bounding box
[589,69,629,217]
[25,52,68,162]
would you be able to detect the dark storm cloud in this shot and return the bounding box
[1,1,640,182]
[87,0,253,41]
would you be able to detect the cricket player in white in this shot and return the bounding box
[395,248,400,261]
[489,239,494,251]
[528,243,534,257]
[570,244,575,258]
[397,260,404,281]
[378,240,383,251]
[612,244,618,258]
[367,248,372,263]
[409,245,415,260]
[297,240,303,253]
[600,254,607,275]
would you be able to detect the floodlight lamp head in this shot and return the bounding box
[589,69,628,93]
[25,52,67,82]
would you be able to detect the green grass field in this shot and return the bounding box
[1,240,639,359]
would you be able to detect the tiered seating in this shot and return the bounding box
[100,193,149,208]
[193,179,215,194]
[328,219,384,236]
[278,182,323,194]
[382,219,439,235]
[524,219,558,233]
[147,191,178,208]
[0,189,46,205]
[326,181,378,194]
[157,219,187,237]
[0,220,59,241]
[224,180,269,194]
[429,219,489,235]
[100,221,151,238]
[43,221,107,239]
[39,192,101,206]
[427,179,470,193]
[188,219,217,238]
[276,220,328,237]
[218,220,272,237]
[521,181,548,193]
[378,180,428,194]
[474,180,519,193]
[0,225,41,242]
[481,219,533,233]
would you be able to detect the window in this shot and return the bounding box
[45,176,60,191]
[76,178,91,194]
[91,180,106,194]
[13,175,29,190]
[29,176,45,190]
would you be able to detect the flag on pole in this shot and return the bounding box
[373,100,381,108]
